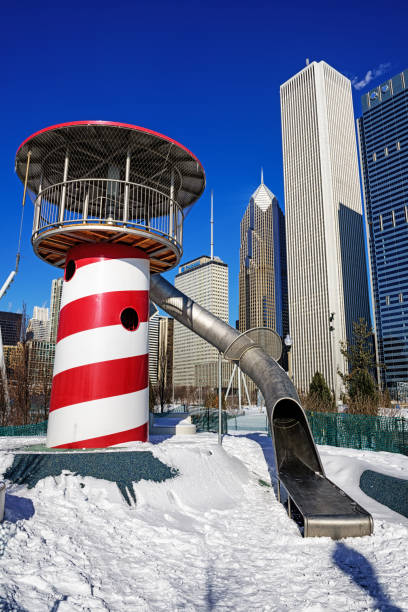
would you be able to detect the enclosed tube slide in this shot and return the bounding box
[150,274,373,539]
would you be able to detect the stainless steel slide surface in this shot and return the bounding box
[150,274,373,538]
[279,459,373,538]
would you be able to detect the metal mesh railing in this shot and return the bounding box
[33,179,183,246]
[305,411,408,455]
[18,123,205,210]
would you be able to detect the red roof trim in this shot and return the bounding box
[16,120,203,167]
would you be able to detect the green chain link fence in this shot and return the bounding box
[191,409,228,434]
[0,421,48,437]
[1,412,406,457]
[306,411,408,456]
[0,412,228,438]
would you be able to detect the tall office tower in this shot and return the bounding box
[239,175,288,341]
[173,255,229,386]
[158,316,174,388]
[280,61,371,398]
[148,310,160,383]
[27,306,49,341]
[358,69,408,401]
[49,278,63,343]
[0,312,22,346]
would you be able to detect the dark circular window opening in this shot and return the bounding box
[121,307,139,331]
[65,260,76,281]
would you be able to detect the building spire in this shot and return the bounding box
[210,189,214,260]
[261,167,264,184]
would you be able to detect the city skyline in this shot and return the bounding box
[1,2,405,327]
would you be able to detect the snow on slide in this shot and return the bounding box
[0,433,407,611]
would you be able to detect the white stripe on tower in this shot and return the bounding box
[47,389,149,449]
[46,244,150,449]
[53,323,149,376]
[60,258,149,309]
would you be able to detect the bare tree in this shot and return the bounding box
[32,357,53,422]
[0,369,7,427]
[174,386,187,405]
[9,304,32,425]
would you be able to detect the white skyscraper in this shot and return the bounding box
[49,278,64,344]
[280,61,371,398]
[173,255,229,386]
[27,306,49,340]
[148,309,160,383]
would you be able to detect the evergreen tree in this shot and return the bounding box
[308,371,334,411]
[339,318,379,413]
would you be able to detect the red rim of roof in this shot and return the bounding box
[16,120,203,168]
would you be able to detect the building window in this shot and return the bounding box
[405,206,408,223]
[384,147,389,156]
[399,293,404,303]
[396,141,401,151]
[379,214,383,231]
[386,295,390,305]
[392,210,396,227]
[373,152,377,162]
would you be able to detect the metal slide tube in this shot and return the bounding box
[150,273,321,469]
[150,273,304,432]
[150,274,374,539]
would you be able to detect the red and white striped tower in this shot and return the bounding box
[15,121,205,448]
[47,244,149,448]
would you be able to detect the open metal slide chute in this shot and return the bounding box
[150,273,373,539]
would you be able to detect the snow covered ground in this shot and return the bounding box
[0,432,407,611]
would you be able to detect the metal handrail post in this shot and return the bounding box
[123,151,130,224]
[58,150,69,224]
[82,190,89,223]
[33,178,42,233]
[169,168,174,238]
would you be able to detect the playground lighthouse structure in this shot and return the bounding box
[15,121,205,449]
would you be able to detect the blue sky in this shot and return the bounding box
[0,0,406,323]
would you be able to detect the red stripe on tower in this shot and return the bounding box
[57,290,149,342]
[46,244,150,449]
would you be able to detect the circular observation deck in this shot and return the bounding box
[15,121,206,272]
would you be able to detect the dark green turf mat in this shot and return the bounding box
[360,470,408,518]
[3,451,178,506]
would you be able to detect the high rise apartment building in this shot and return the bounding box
[358,69,408,400]
[0,312,22,346]
[148,310,160,383]
[27,306,49,341]
[49,278,63,344]
[149,312,174,386]
[239,176,288,339]
[158,316,174,388]
[280,61,371,398]
[173,255,229,386]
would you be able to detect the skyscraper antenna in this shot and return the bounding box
[306,58,310,66]
[210,189,214,260]
[261,167,264,184]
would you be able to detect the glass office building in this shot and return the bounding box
[239,177,288,338]
[358,69,408,400]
